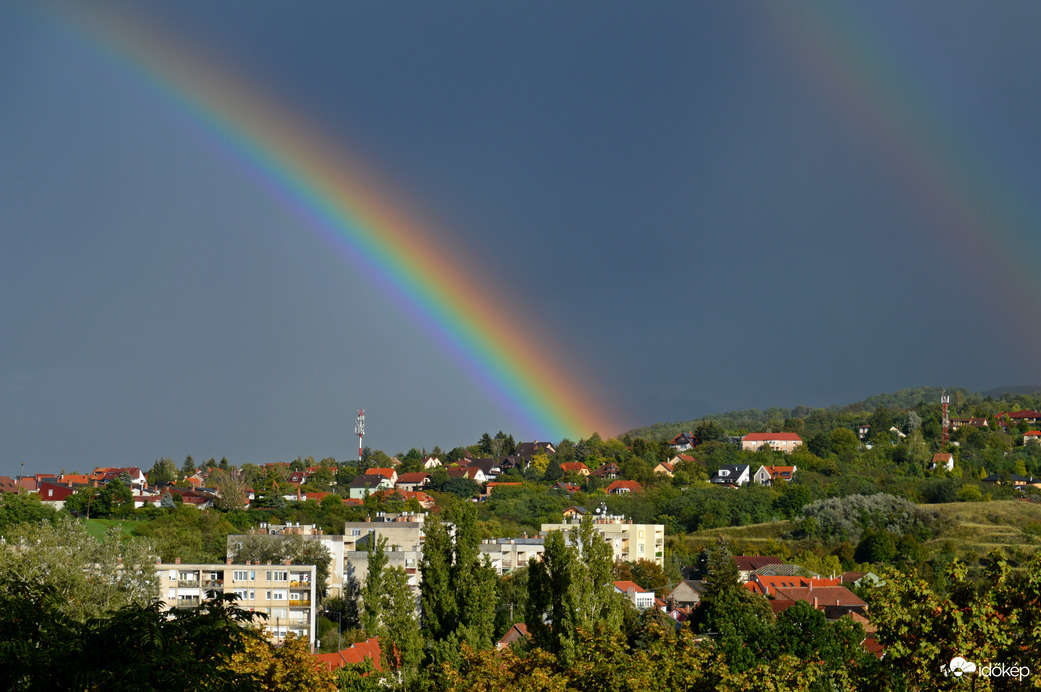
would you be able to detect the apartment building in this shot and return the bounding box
[479,537,546,574]
[540,516,665,568]
[157,559,317,648]
[227,513,428,598]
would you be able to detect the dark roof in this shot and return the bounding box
[732,555,782,571]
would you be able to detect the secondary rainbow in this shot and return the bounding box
[766,2,1041,334]
[57,4,623,441]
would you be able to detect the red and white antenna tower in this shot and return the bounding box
[355,409,365,462]
[941,389,950,446]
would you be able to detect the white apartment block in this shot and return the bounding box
[157,559,317,648]
[540,516,665,568]
[480,537,546,574]
[227,513,428,598]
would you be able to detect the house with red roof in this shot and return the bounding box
[37,482,76,509]
[653,461,675,477]
[1025,431,1041,445]
[668,432,698,452]
[771,585,868,618]
[496,623,529,650]
[559,462,590,476]
[614,581,656,610]
[555,482,581,495]
[313,636,383,673]
[752,465,797,485]
[395,472,431,492]
[741,432,803,454]
[447,467,487,484]
[930,453,955,472]
[605,480,643,495]
[592,462,621,480]
[364,468,398,485]
[998,410,1041,430]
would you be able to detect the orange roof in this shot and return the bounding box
[560,462,590,472]
[614,580,650,593]
[364,468,395,479]
[605,480,643,494]
[744,432,802,442]
[313,636,383,672]
[1025,431,1041,437]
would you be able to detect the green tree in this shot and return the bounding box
[0,492,56,533]
[361,535,387,636]
[0,517,158,622]
[379,566,422,689]
[147,457,179,486]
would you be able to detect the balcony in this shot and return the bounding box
[177,580,200,588]
[202,579,224,589]
[288,580,311,588]
[175,598,201,608]
[288,599,311,607]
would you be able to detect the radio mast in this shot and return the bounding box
[355,409,365,462]
[941,389,950,446]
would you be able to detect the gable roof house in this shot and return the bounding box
[930,453,955,472]
[605,480,643,495]
[668,432,698,452]
[349,475,388,500]
[740,432,803,454]
[731,555,783,582]
[653,461,675,477]
[752,465,797,486]
[559,462,591,476]
[667,580,708,609]
[395,473,431,492]
[364,468,399,485]
[37,481,76,509]
[555,482,581,495]
[771,585,868,618]
[1024,431,1041,445]
[614,581,656,610]
[592,462,621,480]
[446,467,488,484]
[422,456,442,469]
[514,441,557,459]
[709,464,751,487]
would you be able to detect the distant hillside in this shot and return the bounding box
[626,385,1025,441]
[980,385,1041,399]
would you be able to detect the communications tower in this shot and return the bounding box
[355,409,365,462]
[941,389,950,446]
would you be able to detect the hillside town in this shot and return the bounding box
[4,388,1041,689]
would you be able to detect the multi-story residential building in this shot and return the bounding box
[740,432,803,454]
[157,559,317,648]
[540,516,665,568]
[479,537,546,574]
[227,513,428,598]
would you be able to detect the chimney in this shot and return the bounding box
[227,558,233,565]
[813,596,818,608]
[285,558,291,565]
[175,557,181,564]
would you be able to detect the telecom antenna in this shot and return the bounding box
[355,409,365,462]
[941,389,950,446]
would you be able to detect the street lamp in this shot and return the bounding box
[324,609,342,652]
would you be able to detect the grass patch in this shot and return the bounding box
[83,518,137,540]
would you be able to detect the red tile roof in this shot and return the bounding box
[313,636,383,672]
[365,468,396,480]
[605,480,643,494]
[743,432,802,442]
[614,580,651,593]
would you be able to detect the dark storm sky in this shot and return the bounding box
[3,1,1040,475]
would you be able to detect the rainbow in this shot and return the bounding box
[765,2,1041,336]
[53,4,624,441]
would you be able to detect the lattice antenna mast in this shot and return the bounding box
[355,409,365,462]
[941,389,950,446]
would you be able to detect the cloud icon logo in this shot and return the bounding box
[950,658,977,677]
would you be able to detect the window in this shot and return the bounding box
[271,590,287,601]
[271,571,288,582]
[233,570,249,582]
[351,529,362,537]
